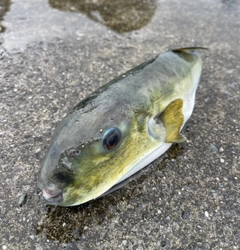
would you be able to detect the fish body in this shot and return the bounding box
[38,48,204,206]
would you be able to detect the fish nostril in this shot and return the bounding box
[42,186,63,204]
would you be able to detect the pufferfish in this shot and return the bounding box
[38,47,206,206]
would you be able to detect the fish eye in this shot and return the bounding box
[102,127,122,151]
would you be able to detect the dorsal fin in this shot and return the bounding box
[171,47,208,53]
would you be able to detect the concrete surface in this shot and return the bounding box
[0,0,239,249]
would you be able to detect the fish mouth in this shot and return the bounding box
[41,186,63,205]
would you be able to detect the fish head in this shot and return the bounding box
[37,97,163,206]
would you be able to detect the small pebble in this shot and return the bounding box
[219,147,224,152]
[35,148,41,153]
[182,210,190,220]
[29,235,35,240]
[205,211,209,218]
[210,144,218,152]
[18,194,27,207]
[122,240,127,246]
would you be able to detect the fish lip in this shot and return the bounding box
[37,172,63,205]
[41,187,63,205]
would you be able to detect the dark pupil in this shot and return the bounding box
[103,128,121,150]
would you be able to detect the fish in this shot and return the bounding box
[37,47,206,206]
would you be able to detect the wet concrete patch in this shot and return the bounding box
[0,0,240,249]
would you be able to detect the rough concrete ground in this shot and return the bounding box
[0,0,239,249]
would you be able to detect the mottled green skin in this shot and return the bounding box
[38,48,202,206]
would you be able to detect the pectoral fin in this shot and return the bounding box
[159,99,186,143]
